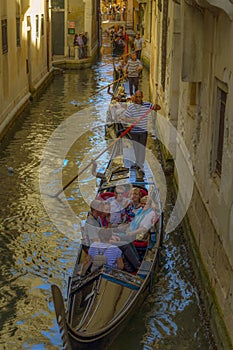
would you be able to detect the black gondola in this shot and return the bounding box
[51,138,163,350]
[112,36,125,57]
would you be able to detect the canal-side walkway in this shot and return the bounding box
[52,55,94,70]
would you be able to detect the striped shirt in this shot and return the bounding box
[88,242,122,269]
[124,102,153,132]
[125,59,142,78]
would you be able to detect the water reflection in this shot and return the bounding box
[0,63,113,348]
[0,37,215,349]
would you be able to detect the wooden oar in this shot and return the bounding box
[54,106,154,197]
[88,76,124,98]
[70,76,125,106]
[99,48,144,68]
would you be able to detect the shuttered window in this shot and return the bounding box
[36,15,39,38]
[1,19,8,54]
[16,17,21,47]
[41,14,44,36]
[215,87,226,175]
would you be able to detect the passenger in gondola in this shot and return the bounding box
[100,201,112,227]
[109,27,115,41]
[81,228,124,273]
[117,26,124,38]
[116,36,125,51]
[126,195,158,241]
[84,199,103,242]
[113,35,125,56]
[107,185,129,225]
[122,187,143,223]
[106,94,128,136]
[116,58,128,79]
[117,86,127,102]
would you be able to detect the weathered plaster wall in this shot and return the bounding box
[148,0,233,347]
[66,0,99,58]
[0,0,52,138]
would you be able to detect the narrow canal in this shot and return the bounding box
[0,36,216,349]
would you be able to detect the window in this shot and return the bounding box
[41,14,44,36]
[36,15,39,38]
[1,19,8,54]
[16,17,20,47]
[215,88,226,175]
[212,83,227,176]
[51,0,64,9]
[161,0,168,91]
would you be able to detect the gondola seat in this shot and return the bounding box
[124,188,148,199]
[139,188,148,197]
[133,240,148,260]
[97,192,115,200]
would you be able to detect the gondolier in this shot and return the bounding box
[124,52,142,96]
[134,33,146,60]
[123,90,161,176]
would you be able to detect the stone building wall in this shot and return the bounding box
[56,0,99,59]
[0,0,100,138]
[148,0,233,348]
[0,0,52,138]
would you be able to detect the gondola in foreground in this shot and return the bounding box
[51,137,163,350]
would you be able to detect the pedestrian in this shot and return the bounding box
[116,57,127,78]
[134,33,145,60]
[124,52,142,96]
[82,32,88,58]
[123,90,161,175]
[73,34,79,47]
[77,33,84,59]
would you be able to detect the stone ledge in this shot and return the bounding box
[52,56,94,70]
